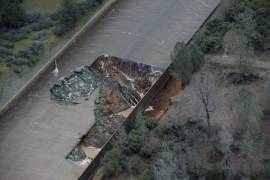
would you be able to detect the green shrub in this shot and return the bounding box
[127,156,145,176]
[206,19,228,36]
[126,110,150,132]
[200,35,223,53]
[128,129,144,153]
[142,168,155,180]
[206,168,224,180]
[170,42,193,85]
[0,59,5,74]
[189,43,204,72]
[145,117,158,130]
[0,0,25,28]
[155,124,170,139]
[103,147,124,178]
[0,40,14,49]
[140,143,155,158]
[54,0,79,36]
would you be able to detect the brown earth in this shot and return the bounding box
[146,78,182,119]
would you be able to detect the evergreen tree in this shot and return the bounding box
[189,43,204,72]
[170,42,193,85]
[0,0,25,28]
[54,0,79,35]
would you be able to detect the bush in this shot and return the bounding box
[206,19,229,36]
[6,56,30,67]
[155,124,170,139]
[206,168,224,180]
[170,42,193,85]
[0,59,6,74]
[127,156,145,176]
[25,12,53,31]
[54,0,79,36]
[189,43,204,72]
[125,110,147,132]
[53,24,70,36]
[0,47,13,58]
[142,169,155,180]
[103,147,125,178]
[33,32,49,41]
[12,66,23,74]
[25,12,43,24]
[145,117,158,130]
[0,40,14,49]
[29,17,53,31]
[16,43,45,66]
[199,35,223,53]
[77,2,92,16]
[128,129,144,153]
[49,10,60,21]
[2,28,29,42]
[0,0,25,28]
[29,43,45,55]
[140,143,155,158]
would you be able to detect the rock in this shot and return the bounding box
[66,145,86,162]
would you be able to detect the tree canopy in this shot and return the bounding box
[0,0,25,28]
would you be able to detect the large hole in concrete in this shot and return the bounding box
[50,55,164,166]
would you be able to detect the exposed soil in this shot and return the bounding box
[146,78,182,119]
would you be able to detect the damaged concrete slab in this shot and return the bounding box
[53,56,163,165]
[0,0,220,179]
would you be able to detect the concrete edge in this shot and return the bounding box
[0,0,117,117]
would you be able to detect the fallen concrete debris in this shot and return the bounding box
[66,145,87,162]
[50,66,97,104]
[50,55,164,164]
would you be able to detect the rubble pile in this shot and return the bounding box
[50,66,97,104]
[82,81,129,148]
[66,145,87,162]
[50,55,164,162]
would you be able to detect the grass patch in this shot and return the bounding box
[22,0,62,13]
[12,36,35,53]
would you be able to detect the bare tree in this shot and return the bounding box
[198,72,215,138]
[224,28,254,74]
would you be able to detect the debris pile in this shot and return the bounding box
[50,66,97,104]
[50,55,164,163]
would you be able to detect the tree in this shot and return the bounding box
[154,143,187,180]
[189,43,204,72]
[0,0,25,28]
[198,72,215,138]
[225,28,254,74]
[170,42,193,85]
[54,0,79,35]
[254,0,270,50]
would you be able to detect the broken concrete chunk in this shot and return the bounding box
[66,145,87,162]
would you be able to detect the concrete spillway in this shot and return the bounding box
[0,0,220,179]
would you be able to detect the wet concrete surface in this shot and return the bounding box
[0,0,220,179]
